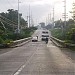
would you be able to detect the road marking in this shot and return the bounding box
[13,49,36,75]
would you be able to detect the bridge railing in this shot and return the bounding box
[9,37,32,47]
[0,37,32,48]
[50,36,75,48]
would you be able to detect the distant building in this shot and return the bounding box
[46,23,52,30]
[39,22,45,28]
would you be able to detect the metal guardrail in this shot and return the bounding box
[51,36,75,47]
[51,36,65,45]
[51,36,64,43]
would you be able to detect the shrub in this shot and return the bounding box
[0,37,4,44]
[66,28,75,42]
[4,39,13,44]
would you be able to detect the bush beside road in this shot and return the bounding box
[0,27,37,48]
[50,26,75,50]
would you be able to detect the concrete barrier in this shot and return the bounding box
[0,37,32,48]
[7,37,32,47]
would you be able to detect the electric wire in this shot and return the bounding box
[0,15,18,25]
[0,15,18,29]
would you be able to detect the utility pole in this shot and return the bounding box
[31,12,34,27]
[63,0,67,28]
[46,17,48,25]
[18,0,20,33]
[27,16,28,27]
[29,5,30,27]
[52,7,55,28]
[48,14,50,24]
[50,13,51,23]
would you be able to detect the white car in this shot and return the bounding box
[32,37,38,42]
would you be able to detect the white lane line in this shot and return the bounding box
[13,50,36,75]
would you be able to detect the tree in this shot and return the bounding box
[54,19,63,28]
[0,9,27,31]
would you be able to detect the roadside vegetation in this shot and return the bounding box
[0,9,37,46]
[51,19,75,50]
[51,19,75,43]
[51,3,75,46]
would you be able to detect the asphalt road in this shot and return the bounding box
[0,29,75,75]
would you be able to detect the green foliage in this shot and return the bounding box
[0,9,32,45]
[51,18,75,44]
[54,20,61,28]
[51,27,75,44]
[22,27,37,38]
[0,27,37,44]
[0,29,4,35]
[51,28,65,40]
[66,28,75,42]
[0,9,27,31]
[4,39,13,44]
[0,37,4,44]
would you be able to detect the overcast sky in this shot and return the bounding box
[0,0,75,25]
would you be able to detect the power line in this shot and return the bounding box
[0,18,17,28]
[0,15,18,25]
[0,15,18,29]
